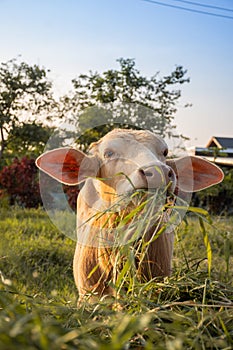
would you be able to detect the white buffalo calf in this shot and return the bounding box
[36,129,224,300]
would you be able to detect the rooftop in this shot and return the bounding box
[206,137,233,149]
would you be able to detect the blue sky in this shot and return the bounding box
[1,0,233,146]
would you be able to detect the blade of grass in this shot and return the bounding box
[199,217,212,277]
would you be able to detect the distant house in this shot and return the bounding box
[206,136,233,149]
[189,136,233,167]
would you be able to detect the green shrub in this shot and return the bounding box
[192,167,233,215]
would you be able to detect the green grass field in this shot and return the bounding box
[0,206,232,349]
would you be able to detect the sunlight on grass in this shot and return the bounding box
[0,206,232,349]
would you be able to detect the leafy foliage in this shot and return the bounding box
[5,121,53,163]
[192,167,233,215]
[60,58,190,147]
[0,58,55,162]
[0,157,42,208]
[0,155,79,211]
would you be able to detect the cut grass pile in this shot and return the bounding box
[0,206,232,349]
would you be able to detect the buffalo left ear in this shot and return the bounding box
[167,156,224,192]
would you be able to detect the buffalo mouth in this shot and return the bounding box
[130,180,175,203]
[118,186,175,226]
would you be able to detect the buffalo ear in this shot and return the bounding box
[36,148,99,185]
[167,156,224,192]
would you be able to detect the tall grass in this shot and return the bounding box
[0,205,232,349]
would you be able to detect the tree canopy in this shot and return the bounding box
[61,58,190,146]
[0,57,191,159]
[6,122,53,161]
[0,58,55,162]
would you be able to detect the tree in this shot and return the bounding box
[6,122,53,162]
[0,58,55,162]
[61,58,190,145]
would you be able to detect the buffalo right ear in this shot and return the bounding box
[167,156,224,193]
[36,148,99,185]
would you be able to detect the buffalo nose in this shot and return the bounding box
[139,164,174,188]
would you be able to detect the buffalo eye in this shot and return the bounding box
[163,148,168,157]
[104,150,115,159]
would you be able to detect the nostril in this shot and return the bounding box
[168,169,173,178]
[139,168,145,177]
[139,168,153,177]
[144,171,153,177]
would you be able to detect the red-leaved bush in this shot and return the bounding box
[63,185,80,211]
[0,157,42,208]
